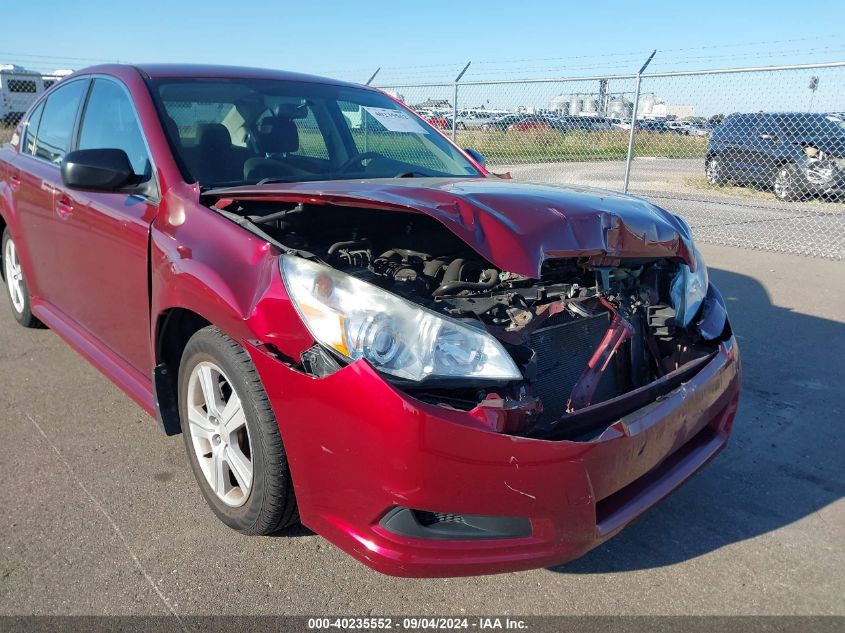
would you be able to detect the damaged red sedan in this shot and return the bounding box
[0,64,740,577]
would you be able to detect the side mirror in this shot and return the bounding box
[464,147,486,168]
[61,148,136,191]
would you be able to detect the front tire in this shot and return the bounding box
[773,163,804,202]
[178,326,298,534]
[705,155,727,186]
[2,228,41,328]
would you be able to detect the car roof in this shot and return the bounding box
[76,63,368,91]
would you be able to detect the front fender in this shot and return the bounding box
[150,188,313,362]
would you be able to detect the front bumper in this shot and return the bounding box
[804,164,845,198]
[248,335,741,577]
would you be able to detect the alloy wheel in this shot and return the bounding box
[4,237,25,314]
[186,361,254,507]
[706,157,721,185]
[774,167,792,200]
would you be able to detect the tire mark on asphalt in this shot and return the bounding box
[23,412,186,630]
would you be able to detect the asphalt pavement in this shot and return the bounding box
[0,244,843,616]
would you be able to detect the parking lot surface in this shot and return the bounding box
[1,244,843,616]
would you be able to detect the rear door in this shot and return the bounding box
[745,114,779,183]
[719,115,755,179]
[10,79,90,304]
[51,77,159,373]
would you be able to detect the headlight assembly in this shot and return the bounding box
[670,244,709,329]
[280,255,522,382]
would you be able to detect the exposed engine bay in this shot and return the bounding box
[220,201,728,440]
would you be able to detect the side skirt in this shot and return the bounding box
[31,299,156,418]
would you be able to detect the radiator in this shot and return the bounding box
[530,312,624,423]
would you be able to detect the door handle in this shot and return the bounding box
[55,197,74,219]
[9,175,21,191]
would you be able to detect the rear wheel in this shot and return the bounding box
[2,229,40,328]
[773,163,804,202]
[178,326,298,534]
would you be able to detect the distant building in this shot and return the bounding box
[664,104,695,119]
[413,98,451,110]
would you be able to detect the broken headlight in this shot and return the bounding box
[281,256,521,382]
[671,244,709,328]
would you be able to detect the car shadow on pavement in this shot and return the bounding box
[550,266,845,574]
[274,523,316,538]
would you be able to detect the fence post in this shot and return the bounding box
[365,68,380,86]
[452,61,472,141]
[623,50,656,193]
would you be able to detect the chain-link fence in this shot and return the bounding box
[380,61,845,259]
[2,60,843,258]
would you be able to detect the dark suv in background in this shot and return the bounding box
[705,112,845,201]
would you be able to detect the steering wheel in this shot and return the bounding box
[336,151,384,174]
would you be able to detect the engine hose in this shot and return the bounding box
[328,239,370,255]
[432,268,499,297]
[441,258,465,284]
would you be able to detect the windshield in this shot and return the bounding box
[149,77,481,188]
[775,114,845,138]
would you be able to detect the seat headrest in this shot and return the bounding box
[255,116,299,154]
[198,123,232,151]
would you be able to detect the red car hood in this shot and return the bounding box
[207,177,694,277]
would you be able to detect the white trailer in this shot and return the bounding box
[1,65,46,126]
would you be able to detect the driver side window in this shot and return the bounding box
[78,79,152,180]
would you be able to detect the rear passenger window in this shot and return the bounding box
[34,80,87,164]
[78,79,151,179]
[22,101,45,156]
[724,116,751,139]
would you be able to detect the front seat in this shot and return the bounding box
[192,123,247,186]
[244,116,309,182]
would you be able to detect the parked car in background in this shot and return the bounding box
[683,124,711,137]
[706,112,845,201]
[507,114,556,131]
[565,116,616,132]
[446,110,505,130]
[508,115,616,134]
[1,63,739,578]
[417,111,449,129]
[481,113,527,130]
[637,119,671,133]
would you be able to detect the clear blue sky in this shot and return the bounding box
[3,1,843,116]
[3,0,843,81]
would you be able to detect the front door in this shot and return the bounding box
[51,77,159,373]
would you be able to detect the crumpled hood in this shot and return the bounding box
[207,177,694,277]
